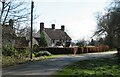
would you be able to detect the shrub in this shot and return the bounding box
[23,48,30,57]
[43,47,74,54]
[2,45,17,56]
[39,32,48,47]
[34,51,52,57]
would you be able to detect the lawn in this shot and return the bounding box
[54,55,120,77]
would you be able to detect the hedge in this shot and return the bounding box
[36,45,109,54]
[34,47,74,54]
[15,45,109,55]
[83,45,109,53]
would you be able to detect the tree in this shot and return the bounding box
[16,26,36,40]
[76,38,86,47]
[90,39,95,46]
[94,0,120,48]
[39,32,48,47]
[0,0,37,31]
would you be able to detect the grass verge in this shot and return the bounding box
[2,56,30,67]
[2,54,66,68]
[54,55,120,77]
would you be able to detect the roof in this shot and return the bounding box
[34,28,71,40]
[44,28,71,40]
[15,37,29,48]
[34,37,41,42]
[33,32,40,38]
[2,25,16,38]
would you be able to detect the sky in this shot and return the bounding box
[18,0,111,41]
[31,0,112,41]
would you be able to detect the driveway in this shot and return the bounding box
[2,51,117,76]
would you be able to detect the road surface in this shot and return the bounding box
[2,51,117,77]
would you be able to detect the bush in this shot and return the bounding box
[43,47,74,54]
[39,32,48,47]
[23,48,30,57]
[2,45,17,56]
[34,51,52,57]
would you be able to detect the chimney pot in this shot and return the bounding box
[61,25,65,31]
[40,22,44,33]
[51,24,55,29]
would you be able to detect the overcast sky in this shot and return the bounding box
[25,0,111,41]
[32,0,113,41]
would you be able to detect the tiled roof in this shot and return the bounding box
[15,37,29,48]
[34,28,71,40]
[44,28,71,40]
[33,32,40,38]
[2,25,16,38]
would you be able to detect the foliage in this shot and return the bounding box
[2,45,30,57]
[90,39,95,46]
[76,40,86,47]
[55,56,120,77]
[23,48,30,57]
[0,0,38,33]
[2,47,30,67]
[2,55,30,67]
[39,32,48,47]
[0,0,29,24]
[16,26,37,39]
[94,0,120,48]
[33,51,52,57]
[2,45,17,56]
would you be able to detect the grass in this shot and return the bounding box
[54,55,120,77]
[2,56,30,67]
[2,54,66,67]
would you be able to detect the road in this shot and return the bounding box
[2,51,117,77]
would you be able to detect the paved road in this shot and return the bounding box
[2,51,117,76]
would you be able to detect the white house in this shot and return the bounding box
[32,22,72,47]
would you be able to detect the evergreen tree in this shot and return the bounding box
[39,32,48,47]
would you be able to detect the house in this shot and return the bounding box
[15,37,29,48]
[2,19,16,47]
[32,22,72,47]
[2,19,29,48]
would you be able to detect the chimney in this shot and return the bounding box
[51,24,55,29]
[9,19,14,29]
[61,25,65,31]
[40,22,44,33]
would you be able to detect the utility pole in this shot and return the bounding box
[30,1,34,60]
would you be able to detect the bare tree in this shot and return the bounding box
[16,26,37,40]
[0,0,37,31]
[93,0,120,48]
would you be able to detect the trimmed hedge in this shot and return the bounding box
[15,45,109,55]
[36,47,74,54]
[37,45,109,54]
[83,45,109,53]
